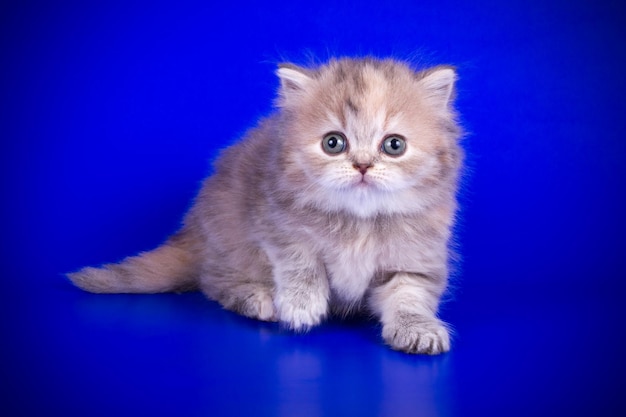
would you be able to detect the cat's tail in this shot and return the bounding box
[67,232,199,294]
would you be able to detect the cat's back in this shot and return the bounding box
[216,116,279,183]
[185,115,282,239]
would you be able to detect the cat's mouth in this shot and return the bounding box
[336,173,381,193]
[353,174,375,188]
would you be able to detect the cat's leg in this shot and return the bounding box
[198,248,278,322]
[226,282,277,322]
[267,244,330,331]
[369,272,450,354]
[200,276,278,322]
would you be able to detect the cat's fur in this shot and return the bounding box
[68,57,463,354]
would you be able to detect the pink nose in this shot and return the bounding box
[353,163,373,175]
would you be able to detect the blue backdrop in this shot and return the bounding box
[2,0,625,416]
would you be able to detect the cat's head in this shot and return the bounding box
[274,58,462,218]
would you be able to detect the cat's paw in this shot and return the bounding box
[240,291,278,322]
[275,293,328,332]
[382,314,451,355]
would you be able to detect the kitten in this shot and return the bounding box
[68,57,463,354]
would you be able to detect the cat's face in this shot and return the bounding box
[276,59,461,217]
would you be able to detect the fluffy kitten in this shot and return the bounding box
[68,57,463,354]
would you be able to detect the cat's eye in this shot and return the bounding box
[322,132,347,155]
[382,135,406,156]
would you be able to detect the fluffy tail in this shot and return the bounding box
[67,233,199,294]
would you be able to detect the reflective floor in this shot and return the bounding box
[3,278,624,416]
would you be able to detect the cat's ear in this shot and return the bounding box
[276,63,313,106]
[417,66,457,109]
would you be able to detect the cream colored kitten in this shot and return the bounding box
[69,58,463,354]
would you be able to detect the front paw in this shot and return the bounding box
[275,292,328,332]
[382,314,451,355]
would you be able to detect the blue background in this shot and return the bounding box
[2,0,626,415]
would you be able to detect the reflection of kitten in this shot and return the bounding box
[69,58,463,354]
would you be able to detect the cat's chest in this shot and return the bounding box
[316,219,399,303]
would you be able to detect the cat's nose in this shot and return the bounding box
[353,162,373,175]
